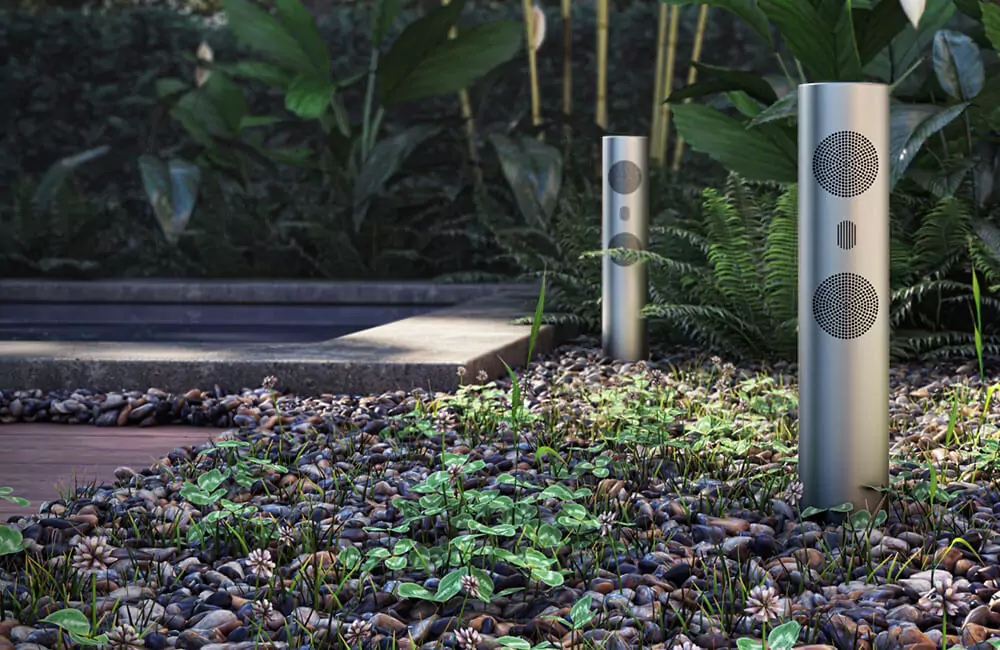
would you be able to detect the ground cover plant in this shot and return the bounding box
[1,329,999,649]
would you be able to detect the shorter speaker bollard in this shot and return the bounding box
[602,135,649,362]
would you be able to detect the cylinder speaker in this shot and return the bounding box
[602,136,649,362]
[798,83,890,515]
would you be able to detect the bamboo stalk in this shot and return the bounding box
[595,0,609,130]
[442,0,481,185]
[562,0,572,155]
[655,4,679,166]
[523,0,543,140]
[671,4,708,172]
[650,3,668,159]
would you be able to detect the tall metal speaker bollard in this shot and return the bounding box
[798,83,889,515]
[602,136,649,362]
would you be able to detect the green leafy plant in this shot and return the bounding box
[735,620,801,650]
[40,608,109,647]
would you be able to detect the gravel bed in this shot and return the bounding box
[0,338,999,650]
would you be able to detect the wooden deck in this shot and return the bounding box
[0,424,222,520]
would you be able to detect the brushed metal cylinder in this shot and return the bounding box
[798,83,890,514]
[602,136,649,362]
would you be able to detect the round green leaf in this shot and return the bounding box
[0,525,24,556]
[42,608,91,636]
[396,582,437,600]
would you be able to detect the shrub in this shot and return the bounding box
[0,2,775,192]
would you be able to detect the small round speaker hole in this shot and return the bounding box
[812,272,879,339]
[812,131,879,198]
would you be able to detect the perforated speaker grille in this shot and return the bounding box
[812,131,879,198]
[608,232,643,267]
[812,272,879,339]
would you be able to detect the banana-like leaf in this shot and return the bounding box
[275,0,330,76]
[672,103,797,183]
[222,0,316,76]
[757,0,861,81]
[381,21,522,106]
[889,102,969,190]
[853,0,909,66]
[378,0,465,105]
[933,30,984,100]
[488,133,564,229]
[352,124,443,231]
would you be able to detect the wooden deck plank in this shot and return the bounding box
[0,424,223,519]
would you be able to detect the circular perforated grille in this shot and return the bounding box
[812,131,879,198]
[608,161,643,195]
[811,272,879,339]
[607,232,643,267]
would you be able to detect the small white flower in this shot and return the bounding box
[105,624,144,650]
[597,511,617,537]
[71,536,118,574]
[195,41,213,88]
[530,4,546,52]
[344,618,373,646]
[901,0,926,28]
[461,574,482,599]
[744,584,786,622]
[246,548,275,579]
[456,627,482,650]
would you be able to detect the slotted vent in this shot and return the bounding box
[837,220,857,250]
[812,131,879,198]
[811,272,879,339]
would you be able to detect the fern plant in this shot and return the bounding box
[592,175,1000,362]
[619,175,800,360]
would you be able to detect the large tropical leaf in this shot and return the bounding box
[660,0,773,45]
[352,124,443,231]
[488,134,563,229]
[222,0,316,76]
[853,0,909,66]
[285,75,335,119]
[757,0,861,81]
[932,30,985,100]
[377,0,465,105]
[747,91,797,128]
[274,0,330,75]
[672,104,797,182]
[381,21,523,106]
[866,0,955,87]
[667,63,778,105]
[889,102,970,189]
